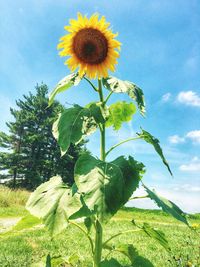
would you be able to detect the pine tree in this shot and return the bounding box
[0,84,86,189]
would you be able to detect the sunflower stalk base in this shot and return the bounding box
[93,220,103,267]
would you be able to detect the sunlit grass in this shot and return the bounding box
[0,186,200,266]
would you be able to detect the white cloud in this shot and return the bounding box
[168,135,185,144]
[161,92,171,102]
[186,130,200,144]
[177,91,200,107]
[180,157,200,172]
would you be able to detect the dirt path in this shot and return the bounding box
[0,217,21,233]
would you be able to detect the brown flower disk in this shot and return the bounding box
[72,28,108,65]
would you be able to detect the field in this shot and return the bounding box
[0,186,200,267]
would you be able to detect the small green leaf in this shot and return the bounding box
[84,217,92,233]
[74,154,125,221]
[111,156,145,205]
[106,101,136,130]
[48,72,81,106]
[102,76,145,116]
[137,128,173,176]
[26,176,86,236]
[86,102,107,124]
[53,105,96,156]
[144,184,189,226]
[141,223,170,251]
[100,258,122,267]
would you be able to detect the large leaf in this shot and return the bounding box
[26,176,86,236]
[102,76,145,116]
[106,101,136,130]
[53,105,96,156]
[100,258,122,267]
[144,184,189,226]
[111,156,145,204]
[137,129,173,176]
[74,154,125,221]
[48,72,81,106]
[141,223,170,251]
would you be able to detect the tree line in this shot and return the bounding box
[0,84,86,190]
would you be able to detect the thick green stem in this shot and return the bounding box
[92,79,105,267]
[98,79,106,162]
[93,220,103,267]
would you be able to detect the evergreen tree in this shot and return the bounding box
[0,84,86,189]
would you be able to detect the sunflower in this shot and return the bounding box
[57,13,121,79]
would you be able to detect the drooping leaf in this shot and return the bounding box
[106,101,136,130]
[111,156,145,204]
[48,72,81,106]
[53,105,96,156]
[141,223,170,251]
[137,129,173,176]
[144,184,189,226]
[100,258,122,267]
[74,154,125,221]
[102,76,145,116]
[26,176,86,236]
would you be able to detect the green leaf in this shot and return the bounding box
[144,184,189,226]
[86,102,107,124]
[102,76,145,116]
[74,154,125,221]
[84,217,92,233]
[100,258,122,267]
[26,176,86,236]
[106,101,136,130]
[111,156,145,205]
[53,105,96,156]
[137,129,173,176]
[48,72,81,106]
[141,223,170,251]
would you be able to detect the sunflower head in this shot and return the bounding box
[57,13,121,79]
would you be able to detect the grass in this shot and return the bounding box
[0,186,200,267]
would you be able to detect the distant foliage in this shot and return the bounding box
[0,84,86,189]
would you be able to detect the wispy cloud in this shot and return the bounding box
[177,91,200,107]
[186,130,200,144]
[179,157,200,172]
[161,92,171,102]
[168,134,185,144]
[168,130,200,145]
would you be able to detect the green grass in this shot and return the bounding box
[0,186,200,266]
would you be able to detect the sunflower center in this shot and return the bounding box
[73,28,108,65]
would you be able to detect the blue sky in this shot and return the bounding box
[0,0,200,212]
